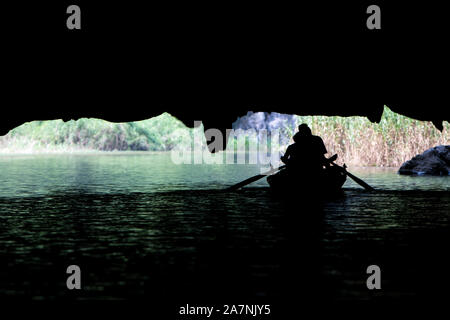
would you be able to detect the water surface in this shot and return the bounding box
[0,153,448,307]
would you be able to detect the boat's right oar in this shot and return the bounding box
[331,162,374,191]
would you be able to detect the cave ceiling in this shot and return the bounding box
[2,2,448,145]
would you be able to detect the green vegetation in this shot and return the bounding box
[295,106,449,167]
[227,106,449,167]
[0,113,203,153]
[0,107,448,167]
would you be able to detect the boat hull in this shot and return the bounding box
[267,166,347,197]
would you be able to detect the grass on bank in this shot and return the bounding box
[227,106,449,167]
[295,106,449,167]
[0,107,448,167]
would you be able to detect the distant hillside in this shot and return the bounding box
[1,107,448,167]
[0,113,201,153]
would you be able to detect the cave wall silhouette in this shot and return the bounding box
[2,2,449,150]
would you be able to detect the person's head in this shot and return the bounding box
[297,123,312,136]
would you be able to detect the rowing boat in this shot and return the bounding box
[266,166,347,196]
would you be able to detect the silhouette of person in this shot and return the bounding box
[280,124,329,175]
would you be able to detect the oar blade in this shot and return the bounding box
[346,172,375,191]
[331,162,374,191]
[226,174,265,191]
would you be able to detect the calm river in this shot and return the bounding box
[0,153,449,309]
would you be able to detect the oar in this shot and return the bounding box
[226,165,286,191]
[226,158,374,192]
[331,162,374,191]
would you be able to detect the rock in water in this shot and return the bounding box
[398,145,450,175]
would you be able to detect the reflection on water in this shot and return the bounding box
[0,153,449,305]
[0,153,448,198]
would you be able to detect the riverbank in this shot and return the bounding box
[1,107,448,167]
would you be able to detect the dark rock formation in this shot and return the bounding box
[2,3,449,152]
[398,146,450,175]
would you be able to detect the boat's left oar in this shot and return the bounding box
[226,165,286,191]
